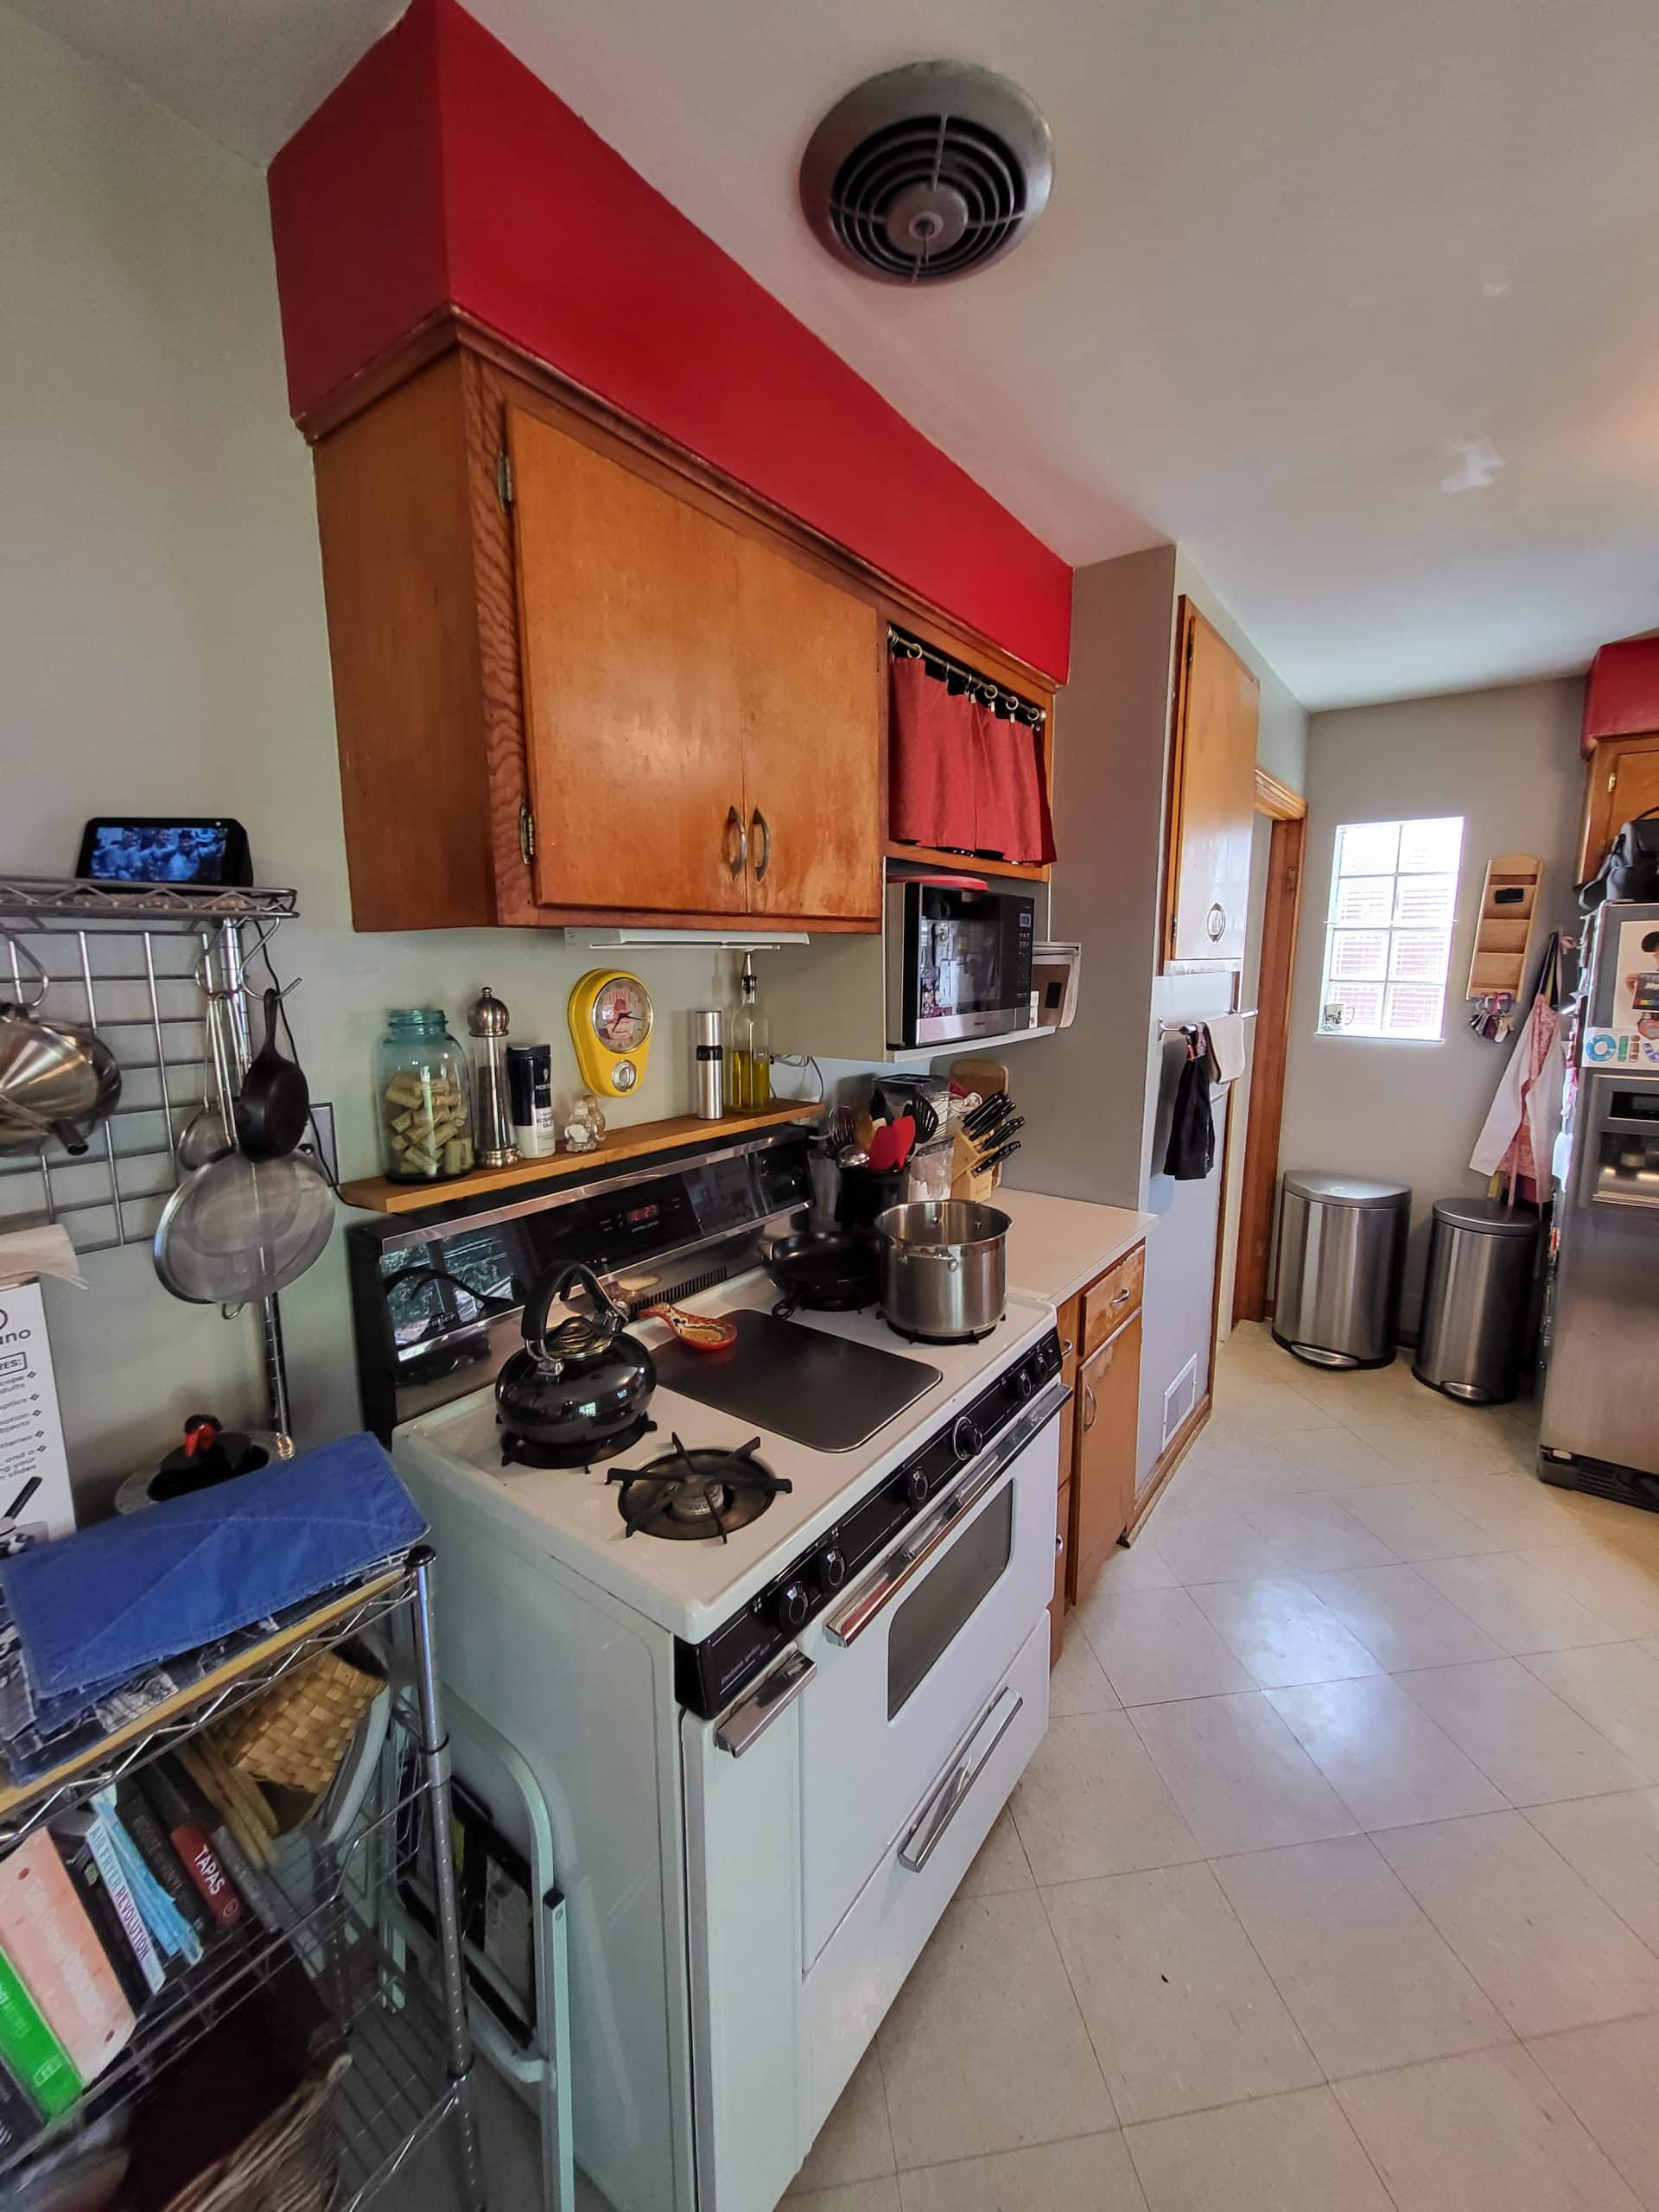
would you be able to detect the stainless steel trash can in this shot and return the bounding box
[1273,1171,1410,1369]
[1414,1196,1539,1404]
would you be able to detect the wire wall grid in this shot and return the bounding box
[0,876,297,1257]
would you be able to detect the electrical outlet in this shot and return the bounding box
[305,1101,339,1184]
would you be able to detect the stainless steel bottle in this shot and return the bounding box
[694,1008,724,1121]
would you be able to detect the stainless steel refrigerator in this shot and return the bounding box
[1541,898,1659,1510]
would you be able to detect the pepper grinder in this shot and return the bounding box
[467,987,518,1168]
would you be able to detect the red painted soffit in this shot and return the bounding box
[267,0,1072,680]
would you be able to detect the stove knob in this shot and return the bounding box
[1013,1365,1036,1402]
[817,1547,847,1594]
[903,1466,930,1508]
[775,1580,810,1631]
[952,1414,984,1461]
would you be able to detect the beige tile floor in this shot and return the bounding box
[786,1325,1659,2211]
[416,1326,1659,2209]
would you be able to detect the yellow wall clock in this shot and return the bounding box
[568,969,655,1096]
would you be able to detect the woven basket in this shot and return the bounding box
[163,2050,350,2212]
[214,1646,385,1796]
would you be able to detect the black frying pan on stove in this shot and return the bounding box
[765,1227,882,1318]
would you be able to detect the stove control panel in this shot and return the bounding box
[676,1327,1063,1719]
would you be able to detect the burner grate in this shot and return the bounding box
[609,1434,791,1542]
[499,1414,656,1471]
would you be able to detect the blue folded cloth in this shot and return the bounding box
[0,1432,426,1713]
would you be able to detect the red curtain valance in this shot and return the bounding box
[888,656,1055,864]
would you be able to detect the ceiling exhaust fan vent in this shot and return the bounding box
[800,60,1052,285]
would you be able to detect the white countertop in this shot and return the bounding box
[995,1188,1154,1307]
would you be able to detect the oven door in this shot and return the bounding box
[795,1383,1063,1966]
[886,880,1036,1048]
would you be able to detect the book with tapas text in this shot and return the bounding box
[137,1760,243,1933]
[0,1943,79,2120]
[0,1832,134,2082]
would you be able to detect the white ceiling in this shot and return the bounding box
[16,0,1659,708]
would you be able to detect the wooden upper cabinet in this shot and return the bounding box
[508,408,747,917]
[735,537,881,924]
[308,342,890,935]
[1580,734,1659,882]
[1163,601,1259,966]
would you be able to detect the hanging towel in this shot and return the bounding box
[1162,1028,1217,1179]
[1470,936,1566,1201]
[1207,1012,1249,1083]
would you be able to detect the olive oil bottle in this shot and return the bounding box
[727,952,772,1113]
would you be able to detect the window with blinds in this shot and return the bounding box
[1318,817,1464,1040]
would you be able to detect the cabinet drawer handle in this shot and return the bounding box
[1082,1382,1097,1432]
[751,809,772,883]
[725,806,748,880]
[1110,1284,1133,1308]
[1205,901,1227,941]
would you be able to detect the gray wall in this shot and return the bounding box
[1011,546,1308,1479]
[1007,545,1178,1208]
[0,7,734,1505]
[1280,677,1586,1328]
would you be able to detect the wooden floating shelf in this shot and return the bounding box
[885,840,1051,884]
[339,1101,824,1215]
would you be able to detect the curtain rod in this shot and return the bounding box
[887,625,1047,730]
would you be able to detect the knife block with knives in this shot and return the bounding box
[947,1082,1022,1201]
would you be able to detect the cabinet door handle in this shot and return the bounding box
[751,809,772,883]
[725,806,748,880]
[1061,1335,1075,1358]
[1205,901,1227,940]
[1055,1529,1065,1556]
[1082,1382,1097,1433]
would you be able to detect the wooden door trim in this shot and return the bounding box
[1254,767,1307,822]
[1233,807,1307,1323]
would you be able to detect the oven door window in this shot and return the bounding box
[887,1483,1014,1719]
[919,894,1013,1022]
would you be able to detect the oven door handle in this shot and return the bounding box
[823,1379,1069,1649]
[713,1648,817,1757]
[899,1685,1025,1873]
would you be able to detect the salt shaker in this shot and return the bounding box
[467,986,518,1169]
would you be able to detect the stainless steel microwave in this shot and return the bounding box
[886,878,1036,1049]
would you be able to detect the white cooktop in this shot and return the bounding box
[393,1272,1054,1643]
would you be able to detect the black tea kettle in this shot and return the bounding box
[495,1262,656,1465]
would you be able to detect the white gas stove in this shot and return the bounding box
[397,1270,1055,1643]
[352,1128,1062,2212]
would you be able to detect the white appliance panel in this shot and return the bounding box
[801,1615,1051,2139]
[398,1452,697,2212]
[798,1409,1059,1964]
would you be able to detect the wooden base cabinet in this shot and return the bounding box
[312,344,882,935]
[1070,1313,1141,1603]
[1049,1245,1145,1661]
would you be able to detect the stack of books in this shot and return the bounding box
[0,1751,292,2154]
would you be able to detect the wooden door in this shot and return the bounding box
[507,407,747,917]
[1164,601,1259,964]
[1580,736,1659,880]
[1069,1312,1141,1605]
[736,537,881,923]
